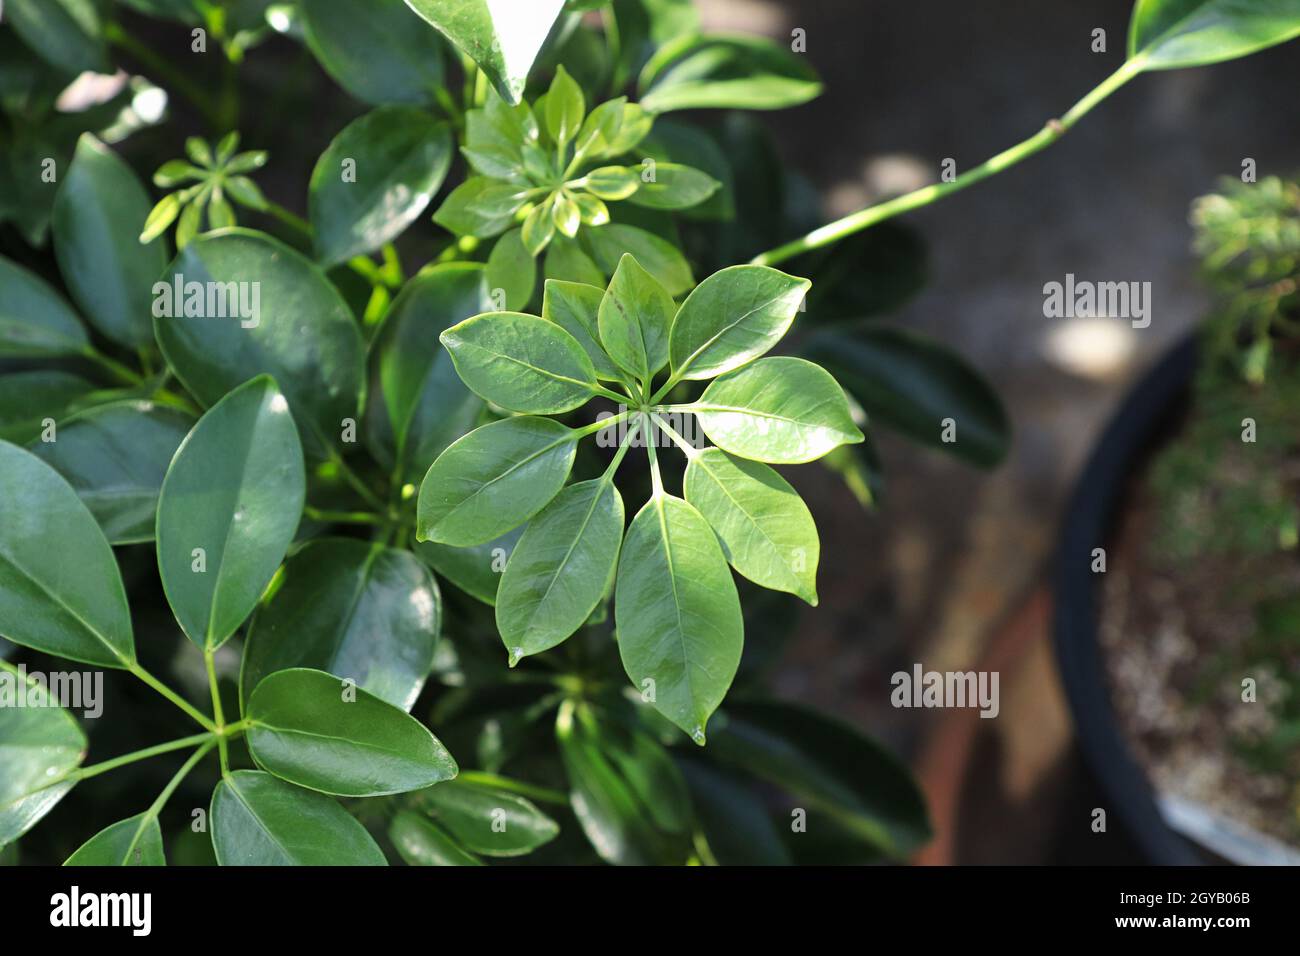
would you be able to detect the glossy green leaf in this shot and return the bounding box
[628,162,721,210]
[615,494,742,742]
[801,325,1010,468]
[5,0,107,74]
[64,813,165,866]
[309,107,452,266]
[0,371,94,444]
[521,199,557,255]
[669,265,809,380]
[0,441,135,668]
[545,235,606,286]
[597,254,675,383]
[156,376,306,650]
[640,118,736,220]
[416,416,576,546]
[0,256,88,357]
[691,356,864,464]
[684,448,819,605]
[710,698,931,857]
[242,539,440,712]
[583,166,641,201]
[388,810,482,865]
[29,401,193,545]
[586,223,693,296]
[639,35,822,113]
[542,279,622,380]
[1129,0,1300,69]
[441,311,599,414]
[412,778,559,856]
[485,228,537,310]
[415,525,522,606]
[404,0,566,104]
[210,770,387,865]
[368,263,491,478]
[154,229,366,458]
[246,668,457,796]
[497,478,624,663]
[545,65,586,146]
[300,0,446,106]
[434,177,531,239]
[52,135,168,348]
[0,660,86,846]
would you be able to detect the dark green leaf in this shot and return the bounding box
[628,162,720,210]
[597,253,674,382]
[415,526,521,606]
[542,279,622,380]
[0,255,88,357]
[586,223,693,296]
[411,778,559,856]
[0,371,94,444]
[5,0,107,74]
[64,813,165,866]
[388,810,482,865]
[300,0,446,106]
[485,228,537,310]
[679,759,792,865]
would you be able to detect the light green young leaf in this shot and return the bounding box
[586,223,694,296]
[242,539,441,712]
[583,166,640,201]
[53,135,168,348]
[441,311,599,413]
[0,660,87,846]
[64,813,165,866]
[552,191,582,238]
[211,770,387,866]
[597,253,675,383]
[1129,0,1300,69]
[614,494,743,742]
[497,478,624,663]
[685,448,819,605]
[309,107,452,266]
[0,255,88,357]
[411,778,559,856]
[30,401,194,545]
[639,35,822,113]
[156,376,306,650]
[0,442,135,668]
[628,162,721,210]
[300,0,446,106]
[542,279,623,380]
[404,0,566,104]
[545,65,586,146]
[691,357,864,464]
[669,265,809,380]
[246,668,457,797]
[389,810,482,865]
[416,416,577,546]
[521,198,558,255]
[434,176,531,238]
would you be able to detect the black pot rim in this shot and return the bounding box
[1051,334,1203,865]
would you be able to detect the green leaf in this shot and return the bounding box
[246,667,457,797]
[300,0,446,106]
[64,813,165,866]
[52,135,168,348]
[1129,0,1300,69]
[545,234,605,286]
[309,107,452,266]
[4,0,107,74]
[388,810,482,865]
[679,760,792,865]
[542,279,623,380]
[367,264,491,479]
[691,356,864,464]
[140,192,183,244]
[485,228,537,310]
[210,770,387,865]
[404,0,567,104]
[710,698,931,858]
[30,401,194,545]
[545,65,586,146]
[669,265,808,380]
[156,376,306,650]
[597,253,675,383]
[0,441,135,668]
[242,538,441,712]
[551,191,582,238]
[615,494,742,741]
[521,199,557,255]
[415,525,522,606]
[0,372,93,444]
[434,176,530,238]
[441,311,599,413]
[417,417,576,545]
[639,35,822,113]
[640,118,736,220]
[801,325,1010,468]
[684,448,819,605]
[628,162,720,210]
[0,255,89,357]
[586,223,693,296]
[583,166,641,202]
[497,477,624,663]
[0,660,87,846]
[154,229,367,458]
[411,778,559,856]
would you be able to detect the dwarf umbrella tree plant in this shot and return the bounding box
[0,0,1297,866]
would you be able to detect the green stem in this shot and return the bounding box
[643,413,664,497]
[574,409,633,440]
[80,346,143,387]
[146,739,217,816]
[328,450,389,513]
[456,771,568,806]
[651,412,698,458]
[129,664,217,732]
[751,56,1148,268]
[305,505,386,526]
[203,649,229,773]
[264,199,311,236]
[75,732,215,782]
[594,383,636,405]
[104,22,222,127]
